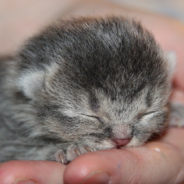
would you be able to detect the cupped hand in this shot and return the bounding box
[64,128,184,184]
[0,121,184,184]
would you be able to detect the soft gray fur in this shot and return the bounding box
[0,17,182,164]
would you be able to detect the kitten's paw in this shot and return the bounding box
[55,144,95,164]
[66,144,95,163]
[55,149,68,164]
[169,102,184,127]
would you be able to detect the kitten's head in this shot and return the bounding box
[17,17,175,149]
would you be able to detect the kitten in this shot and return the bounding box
[0,17,183,164]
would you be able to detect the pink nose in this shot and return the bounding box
[113,138,130,148]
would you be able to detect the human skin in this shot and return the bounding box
[0,2,184,184]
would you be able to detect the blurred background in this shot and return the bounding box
[0,0,184,55]
[108,0,184,22]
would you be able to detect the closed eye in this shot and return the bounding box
[138,111,156,120]
[143,111,156,116]
[80,114,104,124]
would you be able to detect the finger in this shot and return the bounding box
[162,127,184,151]
[140,10,184,91]
[64,141,184,184]
[171,88,184,104]
[0,160,65,184]
[173,42,184,91]
[152,18,184,91]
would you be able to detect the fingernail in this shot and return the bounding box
[80,171,110,184]
[14,178,37,184]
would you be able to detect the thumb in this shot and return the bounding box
[64,133,184,184]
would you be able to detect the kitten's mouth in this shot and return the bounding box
[112,138,131,148]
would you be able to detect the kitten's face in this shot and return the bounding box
[17,17,172,150]
[32,69,169,150]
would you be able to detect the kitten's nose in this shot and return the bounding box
[113,138,130,148]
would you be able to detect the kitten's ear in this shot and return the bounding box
[17,70,45,99]
[164,51,177,80]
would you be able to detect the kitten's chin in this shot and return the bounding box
[86,139,116,150]
[101,139,117,149]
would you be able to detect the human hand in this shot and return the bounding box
[0,129,183,184]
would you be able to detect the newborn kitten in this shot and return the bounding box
[0,16,183,164]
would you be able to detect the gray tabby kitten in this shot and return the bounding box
[0,17,183,164]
